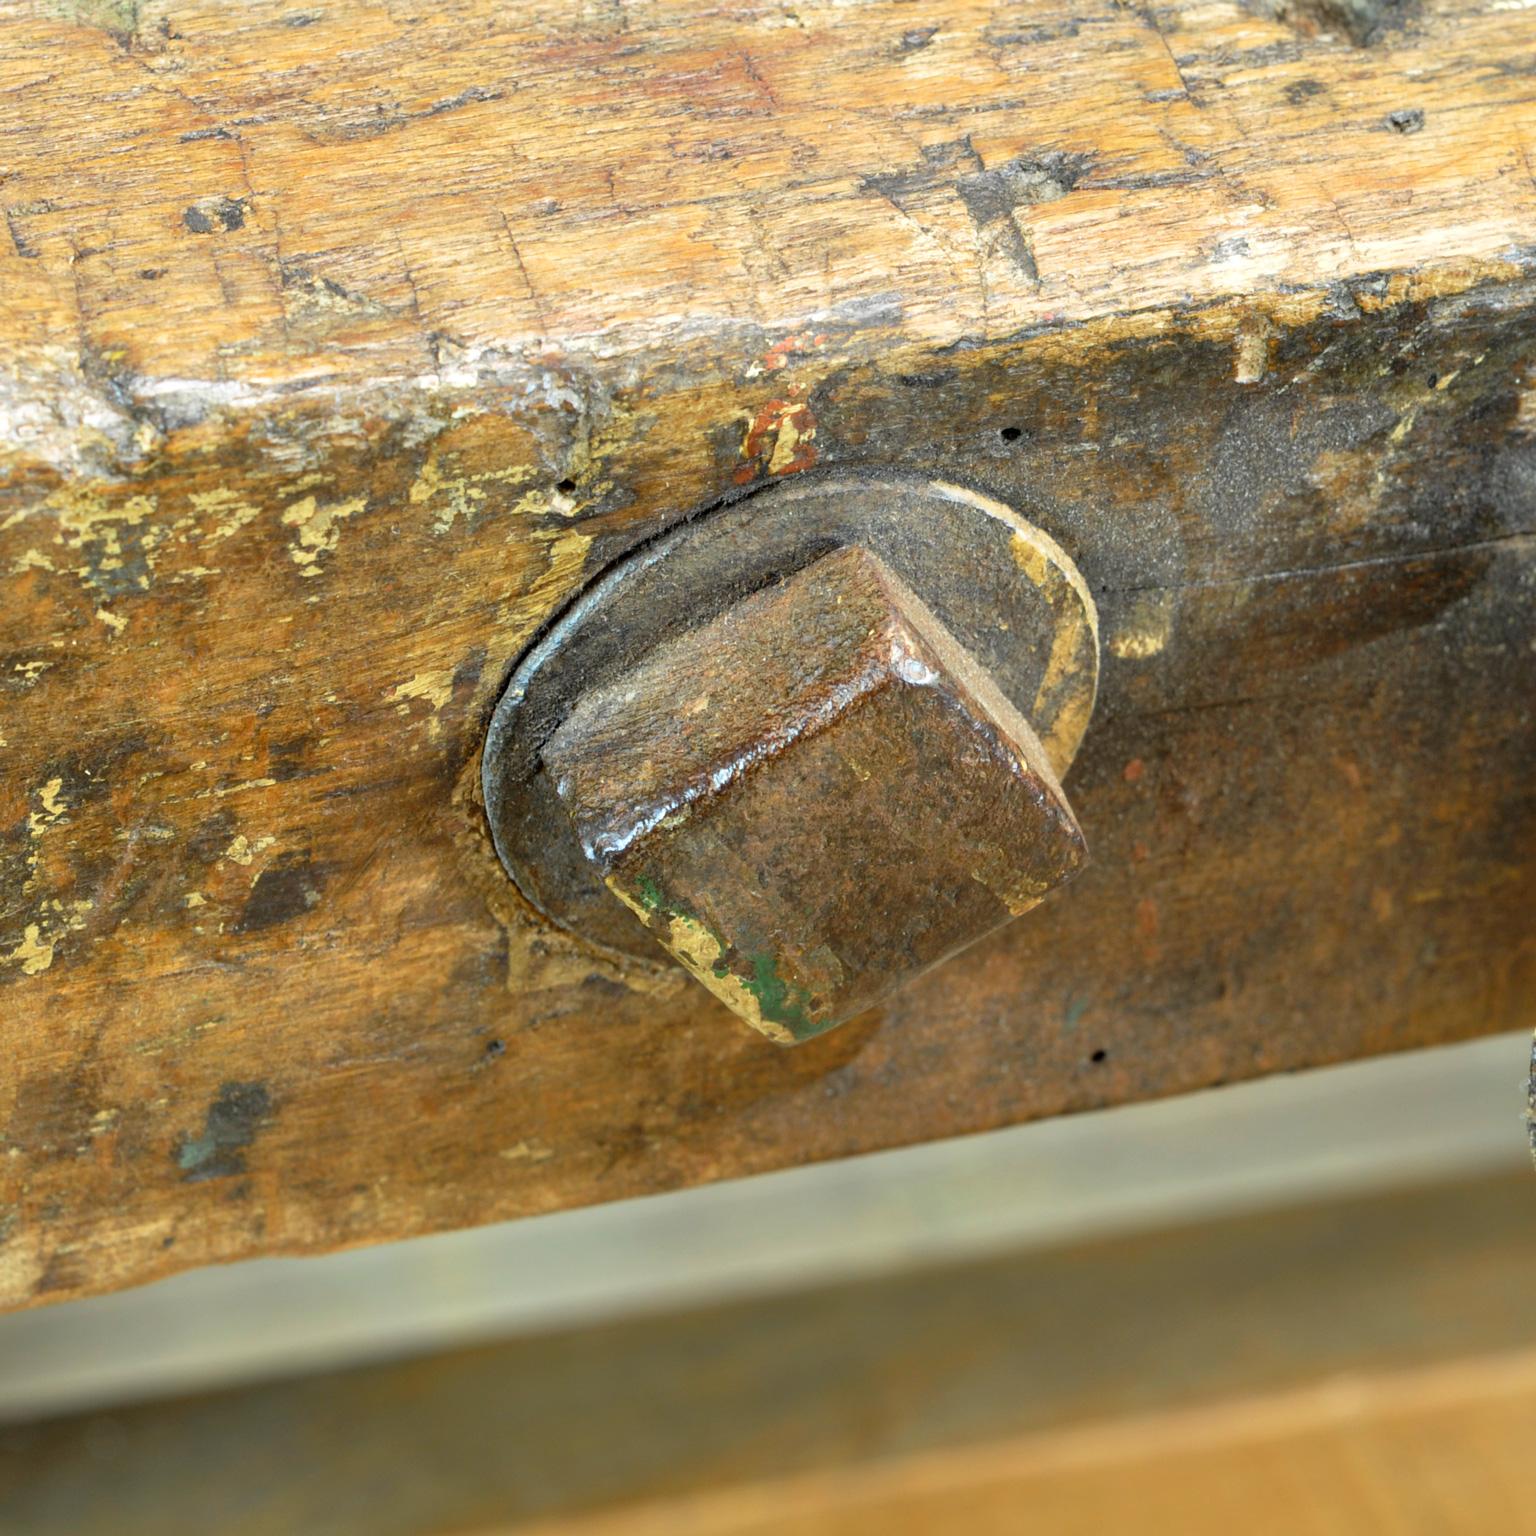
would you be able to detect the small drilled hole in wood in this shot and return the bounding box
[999,426,1023,443]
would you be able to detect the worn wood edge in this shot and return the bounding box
[3,255,1527,488]
[5,0,1535,479]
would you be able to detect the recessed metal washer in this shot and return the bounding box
[483,471,1099,960]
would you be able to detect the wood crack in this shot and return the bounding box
[1108,528,1535,598]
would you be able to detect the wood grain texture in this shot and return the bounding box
[2,0,1536,1307]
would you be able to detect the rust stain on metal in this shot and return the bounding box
[544,546,1088,1041]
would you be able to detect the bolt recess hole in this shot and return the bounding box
[556,478,577,494]
[998,426,1023,443]
[1090,1048,1108,1065]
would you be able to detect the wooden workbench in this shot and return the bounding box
[1,0,1533,1309]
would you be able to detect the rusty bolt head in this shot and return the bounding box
[543,545,1087,1043]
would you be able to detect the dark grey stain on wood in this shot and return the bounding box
[173,1083,273,1183]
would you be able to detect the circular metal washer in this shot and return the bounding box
[483,471,1099,960]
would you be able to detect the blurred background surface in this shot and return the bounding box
[1,1030,1532,1534]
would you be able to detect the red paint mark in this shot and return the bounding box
[740,394,818,480]
[761,332,829,372]
[1131,841,1150,864]
[1123,758,1145,784]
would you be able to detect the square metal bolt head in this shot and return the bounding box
[543,545,1087,1043]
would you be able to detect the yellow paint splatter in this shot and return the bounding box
[1108,591,1175,660]
[388,669,458,740]
[26,777,67,851]
[190,487,262,544]
[44,487,159,594]
[2,900,92,979]
[532,525,593,603]
[222,834,275,867]
[409,448,535,534]
[280,494,366,574]
[195,777,278,800]
[607,883,796,1045]
[408,454,444,507]
[388,671,455,710]
[11,659,51,687]
[4,923,55,976]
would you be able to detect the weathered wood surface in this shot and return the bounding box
[2,0,1535,1307]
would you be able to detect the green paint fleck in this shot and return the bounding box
[1063,995,1090,1032]
[630,874,730,963]
[742,952,832,1042]
[629,876,835,1041]
[632,874,709,935]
